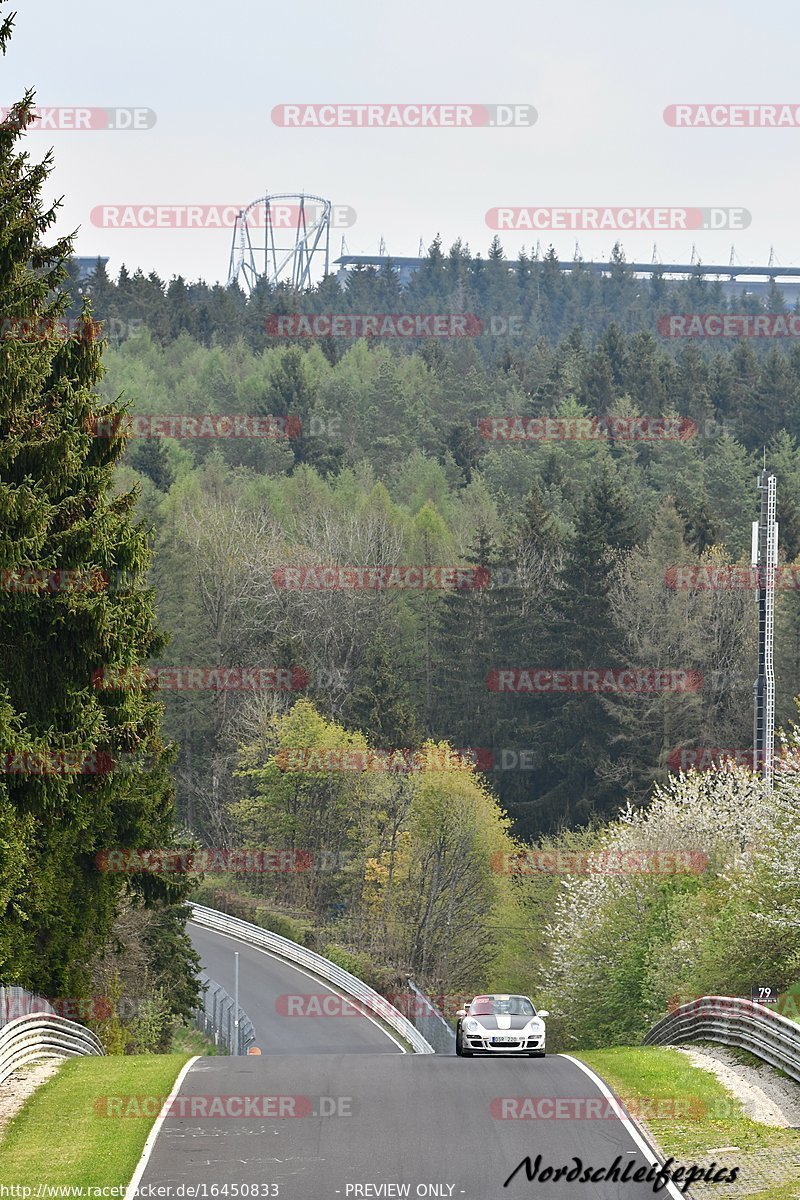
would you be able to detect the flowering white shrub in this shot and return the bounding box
[541,763,780,1048]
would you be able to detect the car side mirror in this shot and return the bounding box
[538,1010,549,1019]
[456,1008,467,1018]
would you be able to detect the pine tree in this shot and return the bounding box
[127,436,175,492]
[431,526,519,767]
[344,631,420,749]
[527,469,637,831]
[581,346,615,414]
[258,346,324,471]
[76,258,116,327]
[748,348,794,449]
[490,486,563,824]
[600,322,627,392]
[0,12,190,993]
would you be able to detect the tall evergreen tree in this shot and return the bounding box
[527,469,637,830]
[0,12,190,993]
[431,526,518,760]
[344,629,420,749]
[127,436,175,492]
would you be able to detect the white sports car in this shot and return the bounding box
[455,993,548,1057]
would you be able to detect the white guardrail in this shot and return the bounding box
[644,995,800,1084]
[189,903,435,1053]
[0,1013,105,1084]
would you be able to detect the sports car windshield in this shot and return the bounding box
[470,997,535,1017]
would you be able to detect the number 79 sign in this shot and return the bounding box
[752,985,779,1005]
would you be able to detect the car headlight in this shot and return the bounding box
[464,1018,480,1033]
[526,1018,545,1032]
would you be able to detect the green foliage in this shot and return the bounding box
[228,701,532,993]
[87,899,201,1052]
[11,0,800,1053]
[191,882,314,946]
[113,370,770,838]
[0,11,194,1003]
[322,944,398,994]
[537,761,800,1049]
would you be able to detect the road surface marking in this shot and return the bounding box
[125,1055,200,1200]
[561,1055,687,1200]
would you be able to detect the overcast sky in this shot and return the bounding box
[5,0,799,284]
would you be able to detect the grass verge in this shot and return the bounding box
[578,1046,800,1199]
[171,1024,224,1055]
[0,1054,190,1187]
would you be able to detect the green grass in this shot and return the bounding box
[578,1047,800,1199]
[0,1054,191,1187]
[171,1024,225,1055]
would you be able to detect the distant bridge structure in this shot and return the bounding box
[334,253,800,301]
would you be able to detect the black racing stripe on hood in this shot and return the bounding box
[473,1015,533,1030]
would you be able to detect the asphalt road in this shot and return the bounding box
[165,923,682,1198]
[189,921,402,1055]
[137,1053,680,1200]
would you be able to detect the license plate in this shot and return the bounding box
[492,1036,518,1043]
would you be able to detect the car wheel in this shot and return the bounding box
[529,1051,545,1058]
[455,1028,472,1057]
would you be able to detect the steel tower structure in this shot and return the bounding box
[227,193,331,292]
[752,470,778,785]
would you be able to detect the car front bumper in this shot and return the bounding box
[463,1032,545,1053]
